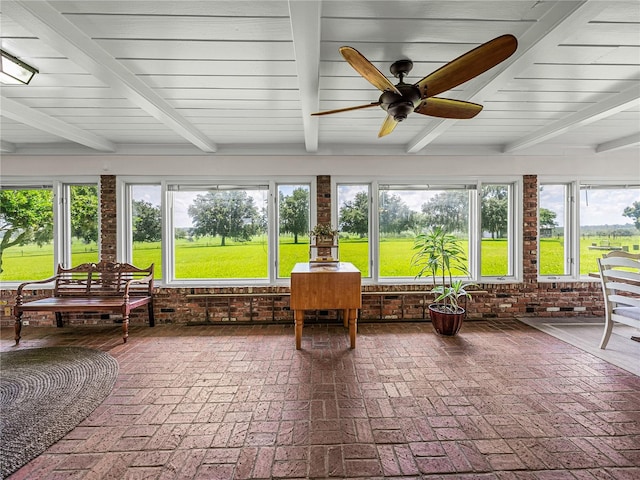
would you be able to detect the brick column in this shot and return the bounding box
[100,175,117,262]
[522,174,538,287]
[316,175,331,225]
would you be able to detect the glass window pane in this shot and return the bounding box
[69,184,99,266]
[0,187,54,281]
[131,185,162,279]
[337,184,369,276]
[278,185,310,278]
[481,184,511,276]
[539,184,567,276]
[173,187,269,279]
[379,188,470,278]
[579,186,640,275]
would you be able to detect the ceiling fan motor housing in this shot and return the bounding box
[379,83,422,121]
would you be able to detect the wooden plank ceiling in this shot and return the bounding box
[1,0,638,156]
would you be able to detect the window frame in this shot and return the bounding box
[332,176,522,285]
[118,176,316,286]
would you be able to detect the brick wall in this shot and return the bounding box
[0,174,605,328]
[100,175,117,262]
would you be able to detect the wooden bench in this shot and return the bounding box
[14,261,155,345]
[596,251,640,349]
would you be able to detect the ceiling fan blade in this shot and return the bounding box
[415,34,517,98]
[311,102,381,116]
[378,115,398,137]
[339,46,401,95]
[415,97,483,119]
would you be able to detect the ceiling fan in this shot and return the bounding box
[312,34,518,137]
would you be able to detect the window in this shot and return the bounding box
[0,185,54,282]
[337,184,370,277]
[277,184,310,278]
[538,183,571,277]
[68,184,99,266]
[538,181,639,279]
[169,184,269,280]
[480,184,514,277]
[579,184,640,275]
[130,185,162,279]
[0,179,98,283]
[378,184,473,279]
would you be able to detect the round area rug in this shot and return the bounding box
[0,347,119,479]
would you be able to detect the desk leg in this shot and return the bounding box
[295,309,304,350]
[348,309,357,349]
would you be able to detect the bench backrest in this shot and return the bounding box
[597,251,640,312]
[54,262,154,297]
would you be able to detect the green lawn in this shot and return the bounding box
[2,235,639,281]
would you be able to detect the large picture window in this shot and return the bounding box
[378,184,473,279]
[169,184,269,280]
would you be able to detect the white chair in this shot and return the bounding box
[596,251,640,349]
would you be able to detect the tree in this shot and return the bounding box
[279,188,309,243]
[187,191,260,246]
[421,191,468,234]
[132,199,161,242]
[339,191,369,237]
[539,208,558,229]
[0,189,54,274]
[379,191,415,235]
[70,185,98,244]
[481,186,508,239]
[623,201,640,231]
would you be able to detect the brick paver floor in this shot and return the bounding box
[1,319,639,479]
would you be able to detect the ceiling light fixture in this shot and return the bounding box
[0,49,38,85]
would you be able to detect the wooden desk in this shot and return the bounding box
[290,262,361,349]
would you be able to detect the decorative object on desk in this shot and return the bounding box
[309,223,339,264]
[310,223,338,245]
[412,226,478,336]
[0,347,118,478]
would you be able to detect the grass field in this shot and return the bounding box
[2,234,639,281]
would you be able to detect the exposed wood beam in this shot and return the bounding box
[504,85,640,152]
[596,132,640,153]
[1,140,17,153]
[1,96,116,152]
[288,0,321,153]
[3,0,217,153]
[407,1,604,154]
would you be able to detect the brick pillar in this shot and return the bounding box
[100,175,117,262]
[522,174,538,286]
[316,175,331,225]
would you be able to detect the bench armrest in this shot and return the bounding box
[16,275,59,299]
[123,273,154,297]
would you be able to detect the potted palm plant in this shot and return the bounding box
[411,226,476,336]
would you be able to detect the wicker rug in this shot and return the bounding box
[0,347,118,479]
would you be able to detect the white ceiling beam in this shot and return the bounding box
[3,0,217,153]
[288,0,321,153]
[504,85,640,153]
[596,132,640,153]
[407,1,604,154]
[1,140,17,153]
[1,96,116,152]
